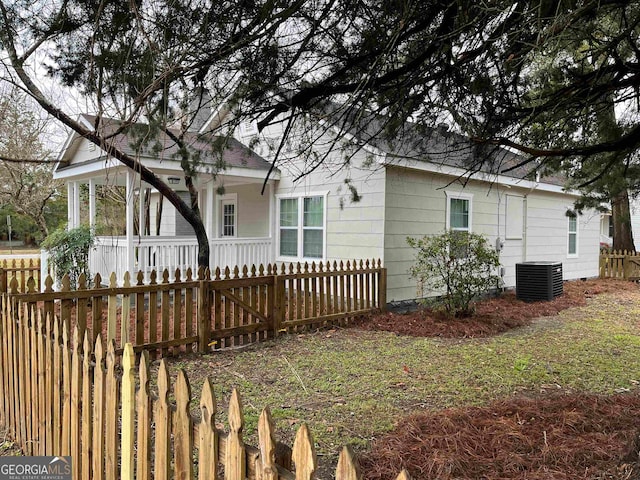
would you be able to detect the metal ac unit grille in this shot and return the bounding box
[516,262,563,302]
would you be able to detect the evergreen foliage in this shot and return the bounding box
[408,231,501,317]
[2,1,640,264]
[42,225,95,287]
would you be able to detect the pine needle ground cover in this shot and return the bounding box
[151,279,640,479]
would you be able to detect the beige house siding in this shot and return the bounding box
[522,193,600,281]
[275,152,386,263]
[223,184,270,238]
[67,138,102,165]
[254,120,387,264]
[384,166,600,302]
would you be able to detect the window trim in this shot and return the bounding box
[505,194,524,240]
[567,212,578,258]
[276,191,328,261]
[217,193,238,238]
[445,191,473,232]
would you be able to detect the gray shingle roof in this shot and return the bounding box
[61,114,272,171]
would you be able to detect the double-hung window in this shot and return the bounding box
[567,212,578,257]
[445,191,473,232]
[278,194,326,259]
[445,192,473,258]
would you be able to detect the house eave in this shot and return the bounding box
[53,154,280,182]
[383,156,579,196]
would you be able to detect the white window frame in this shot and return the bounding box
[505,194,524,240]
[445,191,473,232]
[217,193,237,238]
[567,212,578,258]
[276,191,328,261]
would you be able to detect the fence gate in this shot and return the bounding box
[202,267,275,349]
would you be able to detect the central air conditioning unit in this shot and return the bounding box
[515,262,563,302]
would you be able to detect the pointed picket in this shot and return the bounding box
[81,332,93,480]
[70,326,82,478]
[137,351,152,480]
[92,335,105,480]
[174,370,194,480]
[61,321,71,456]
[395,470,412,480]
[155,360,171,480]
[292,423,317,480]
[198,377,218,480]
[336,446,361,480]
[121,344,136,480]
[257,407,278,480]
[226,388,246,480]
[104,340,119,480]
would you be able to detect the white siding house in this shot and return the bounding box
[53,113,601,302]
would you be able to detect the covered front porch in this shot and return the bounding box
[61,165,277,281]
[52,116,280,282]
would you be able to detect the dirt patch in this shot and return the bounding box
[352,279,639,338]
[359,393,640,480]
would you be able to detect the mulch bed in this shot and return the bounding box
[352,278,639,338]
[354,279,640,479]
[360,394,640,480]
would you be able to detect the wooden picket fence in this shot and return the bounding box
[0,256,42,293]
[0,302,410,480]
[6,259,386,357]
[599,250,640,280]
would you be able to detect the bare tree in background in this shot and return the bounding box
[0,87,62,241]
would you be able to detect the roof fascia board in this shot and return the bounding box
[53,154,279,181]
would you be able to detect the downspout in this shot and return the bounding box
[523,175,540,262]
[496,183,508,287]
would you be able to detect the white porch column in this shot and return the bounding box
[268,181,275,259]
[88,179,96,229]
[138,186,145,236]
[205,181,216,270]
[205,181,215,238]
[72,181,80,228]
[67,181,81,229]
[125,171,136,276]
[66,182,74,229]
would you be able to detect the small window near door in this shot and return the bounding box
[220,199,237,237]
[568,212,578,256]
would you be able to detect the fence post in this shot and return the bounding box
[197,278,210,353]
[624,254,632,279]
[272,269,284,337]
[379,264,387,312]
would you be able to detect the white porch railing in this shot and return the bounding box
[210,237,274,273]
[89,236,274,283]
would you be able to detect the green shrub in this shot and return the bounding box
[407,231,501,317]
[42,225,95,287]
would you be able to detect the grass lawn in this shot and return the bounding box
[150,281,640,478]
